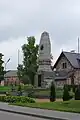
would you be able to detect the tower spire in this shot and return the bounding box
[78,37,79,54]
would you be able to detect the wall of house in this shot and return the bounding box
[56,56,73,71]
[5,76,19,85]
[74,70,80,85]
[55,70,80,87]
[55,80,67,87]
[54,54,80,86]
[55,78,71,87]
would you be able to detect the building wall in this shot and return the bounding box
[55,70,80,86]
[54,54,80,86]
[43,77,53,88]
[55,78,71,87]
[4,76,19,85]
[56,56,73,71]
[74,70,80,85]
[55,80,66,87]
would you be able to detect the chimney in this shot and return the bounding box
[70,50,75,53]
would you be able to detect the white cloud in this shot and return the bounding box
[0,37,25,70]
[0,0,80,69]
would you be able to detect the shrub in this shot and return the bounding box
[50,81,56,102]
[67,85,78,93]
[6,92,11,96]
[0,96,35,103]
[75,85,80,100]
[24,84,33,91]
[17,84,22,91]
[0,96,5,102]
[69,88,74,99]
[63,84,70,101]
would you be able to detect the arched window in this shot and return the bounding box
[62,62,67,69]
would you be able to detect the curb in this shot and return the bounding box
[0,108,67,120]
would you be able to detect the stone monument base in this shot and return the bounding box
[34,71,54,88]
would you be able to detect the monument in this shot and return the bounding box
[35,31,54,88]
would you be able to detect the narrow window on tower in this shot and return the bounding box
[40,45,44,50]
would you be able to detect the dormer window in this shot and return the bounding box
[62,62,67,69]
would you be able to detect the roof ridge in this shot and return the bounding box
[63,51,79,54]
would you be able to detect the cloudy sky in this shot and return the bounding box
[0,0,80,70]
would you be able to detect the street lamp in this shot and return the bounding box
[4,58,10,82]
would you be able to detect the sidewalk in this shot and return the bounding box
[0,102,80,120]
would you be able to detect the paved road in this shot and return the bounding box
[0,111,47,120]
[0,102,80,120]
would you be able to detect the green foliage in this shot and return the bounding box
[63,84,70,101]
[69,88,74,99]
[50,82,56,102]
[0,53,5,83]
[24,84,33,90]
[67,85,77,93]
[0,86,11,92]
[23,87,62,99]
[22,36,39,85]
[0,96,35,103]
[17,64,23,81]
[22,75,30,85]
[17,84,22,91]
[75,85,80,100]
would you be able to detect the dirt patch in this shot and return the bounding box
[36,99,62,102]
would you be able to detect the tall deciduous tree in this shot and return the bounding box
[0,53,5,83]
[22,36,39,85]
[17,64,23,83]
[50,81,56,102]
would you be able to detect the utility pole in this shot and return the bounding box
[18,49,20,66]
[78,37,79,56]
[78,37,80,85]
[18,49,20,85]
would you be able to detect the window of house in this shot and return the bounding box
[62,62,67,69]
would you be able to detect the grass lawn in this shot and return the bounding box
[0,86,11,92]
[10,100,80,113]
[31,88,63,98]
[0,86,63,98]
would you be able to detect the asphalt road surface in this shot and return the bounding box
[0,111,47,120]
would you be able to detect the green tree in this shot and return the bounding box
[17,64,23,83]
[50,81,56,102]
[75,85,80,100]
[0,53,5,83]
[63,84,70,101]
[22,75,30,85]
[22,36,39,85]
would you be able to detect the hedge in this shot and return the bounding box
[0,96,35,103]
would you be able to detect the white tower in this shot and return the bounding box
[38,31,52,72]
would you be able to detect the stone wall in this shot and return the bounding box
[74,70,80,85]
[55,78,72,87]
[56,56,73,71]
[55,80,66,87]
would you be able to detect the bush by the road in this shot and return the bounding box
[75,86,80,100]
[63,85,71,101]
[0,96,35,103]
[50,82,56,102]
